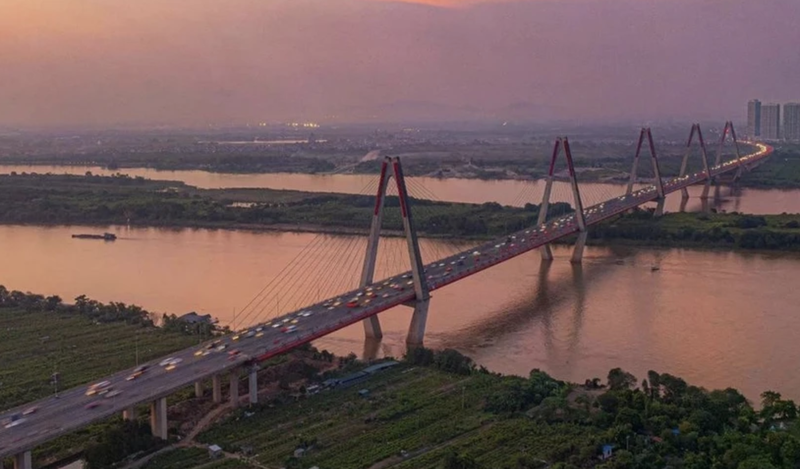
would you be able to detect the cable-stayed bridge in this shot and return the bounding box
[0,124,772,468]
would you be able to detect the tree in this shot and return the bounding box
[607,368,637,391]
[442,450,481,469]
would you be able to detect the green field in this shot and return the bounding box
[0,301,200,465]
[586,210,800,251]
[0,307,197,410]
[190,365,588,469]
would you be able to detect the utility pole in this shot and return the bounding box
[135,330,139,367]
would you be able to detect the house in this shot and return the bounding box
[358,389,370,398]
[601,444,613,460]
[208,445,223,459]
[362,361,400,374]
[179,312,214,324]
[306,384,321,395]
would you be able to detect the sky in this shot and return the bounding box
[1,0,799,128]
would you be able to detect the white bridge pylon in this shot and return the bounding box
[360,157,430,346]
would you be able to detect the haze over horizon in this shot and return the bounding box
[1,0,798,128]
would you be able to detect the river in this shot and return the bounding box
[1,164,799,214]
[1,223,798,402]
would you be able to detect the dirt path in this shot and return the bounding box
[180,404,233,445]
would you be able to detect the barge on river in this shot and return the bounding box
[71,232,117,241]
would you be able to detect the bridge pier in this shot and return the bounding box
[570,231,588,264]
[248,365,260,405]
[194,381,203,398]
[123,406,136,421]
[654,198,665,217]
[212,374,222,403]
[406,299,430,348]
[149,397,168,440]
[12,451,31,469]
[362,316,382,341]
[229,372,239,409]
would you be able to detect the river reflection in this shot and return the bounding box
[0,164,798,215]
[0,224,798,401]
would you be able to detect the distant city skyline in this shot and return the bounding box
[746,99,800,141]
[1,0,799,128]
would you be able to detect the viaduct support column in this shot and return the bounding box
[149,397,168,440]
[229,372,239,409]
[249,365,260,405]
[212,374,222,404]
[194,381,203,399]
[406,299,430,347]
[123,406,136,421]
[12,452,31,469]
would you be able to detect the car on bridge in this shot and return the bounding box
[85,381,111,396]
[3,415,25,429]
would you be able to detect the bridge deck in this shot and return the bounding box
[0,142,772,458]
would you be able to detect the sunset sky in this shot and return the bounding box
[1,0,798,127]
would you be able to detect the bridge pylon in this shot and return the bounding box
[360,157,431,347]
[626,128,666,216]
[537,137,588,263]
[679,123,712,200]
[715,121,744,182]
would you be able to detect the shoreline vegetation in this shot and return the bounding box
[4,140,800,190]
[3,289,800,468]
[1,173,800,252]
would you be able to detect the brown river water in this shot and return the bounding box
[0,223,798,402]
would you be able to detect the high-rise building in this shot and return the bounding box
[761,103,781,140]
[747,99,761,137]
[784,103,800,141]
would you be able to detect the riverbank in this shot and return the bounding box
[4,290,800,468]
[136,349,800,469]
[5,139,794,190]
[3,173,800,253]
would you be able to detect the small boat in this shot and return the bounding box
[650,265,660,271]
[71,232,116,241]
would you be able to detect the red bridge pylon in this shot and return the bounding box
[537,137,587,264]
[361,157,430,347]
